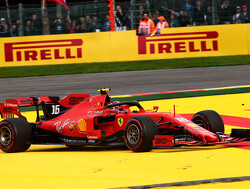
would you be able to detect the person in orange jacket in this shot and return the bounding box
[155,16,169,35]
[138,12,155,35]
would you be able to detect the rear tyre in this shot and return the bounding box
[0,118,32,153]
[124,116,158,152]
[192,110,224,133]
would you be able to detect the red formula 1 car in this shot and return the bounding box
[0,88,250,153]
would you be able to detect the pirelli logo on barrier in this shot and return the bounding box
[4,39,83,62]
[138,31,219,55]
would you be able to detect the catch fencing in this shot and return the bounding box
[0,0,249,37]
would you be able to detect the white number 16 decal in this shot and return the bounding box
[52,105,60,115]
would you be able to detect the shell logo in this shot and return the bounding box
[77,118,87,132]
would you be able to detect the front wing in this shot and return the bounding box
[153,129,250,147]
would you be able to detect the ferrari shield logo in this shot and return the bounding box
[118,118,123,127]
[69,121,75,132]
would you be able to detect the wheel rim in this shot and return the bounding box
[126,124,140,144]
[193,119,208,130]
[0,126,12,146]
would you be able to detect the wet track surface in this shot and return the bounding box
[0,65,250,101]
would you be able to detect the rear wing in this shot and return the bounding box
[7,96,59,107]
[0,96,56,119]
[0,94,91,120]
[0,102,25,119]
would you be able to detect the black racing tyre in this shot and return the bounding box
[191,110,224,133]
[0,118,32,153]
[124,116,158,152]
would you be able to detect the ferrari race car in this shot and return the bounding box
[0,88,250,153]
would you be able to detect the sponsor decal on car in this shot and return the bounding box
[184,127,199,137]
[55,118,70,133]
[77,118,87,132]
[186,123,198,127]
[153,135,175,147]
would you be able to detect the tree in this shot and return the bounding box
[5,0,12,35]
[42,0,50,35]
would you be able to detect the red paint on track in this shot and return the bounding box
[181,114,250,150]
[182,114,250,129]
[223,141,250,150]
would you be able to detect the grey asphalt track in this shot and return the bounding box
[0,65,250,102]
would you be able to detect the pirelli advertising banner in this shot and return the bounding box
[0,24,249,67]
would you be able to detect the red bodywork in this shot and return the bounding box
[0,92,246,148]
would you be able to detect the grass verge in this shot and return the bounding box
[0,55,249,78]
[112,86,250,102]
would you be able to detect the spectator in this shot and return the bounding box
[155,10,160,19]
[205,6,220,25]
[86,15,93,32]
[66,13,79,33]
[53,17,67,34]
[155,16,169,35]
[116,5,125,27]
[218,1,231,24]
[11,23,19,37]
[89,16,102,32]
[68,19,79,33]
[193,0,205,26]
[30,14,41,35]
[182,0,194,17]
[78,16,86,33]
[24,20,31,36]
[15,19,21,35]
[152,13,158,25]
[239,5,249,23]
[116,5,130,29]
[171,10,181,17]
[201,0,209,10]
[233,6,241,24]
[138,12,155,35]
[138,5,144,18]
[103,15,111,31]
[169,14,179,27]
[178,11,190,26]
[0,18,9,37]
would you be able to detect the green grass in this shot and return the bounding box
[0,55,249,78]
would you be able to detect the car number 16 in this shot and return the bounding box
[52,105,60,115]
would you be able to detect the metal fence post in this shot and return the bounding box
[130,0,134,30]
[18,3,24,36]
[212,0,217,25]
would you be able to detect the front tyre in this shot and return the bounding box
[0,118,32,153]
[124,116,158,152]
[192,110,224,133]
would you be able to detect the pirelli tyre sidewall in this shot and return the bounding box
[191,110,224,133]
[124,116,157,152]
[0,118,32,153]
